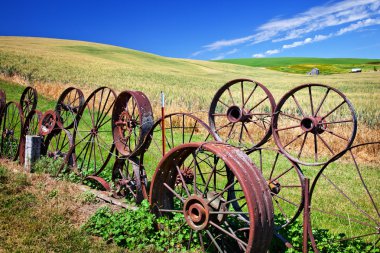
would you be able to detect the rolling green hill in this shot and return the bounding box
[0,36,379,127]
[215,57,380,74]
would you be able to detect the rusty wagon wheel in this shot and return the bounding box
[55,87,85,129]
[0,89,6,112]
[112,155,148,203]
[19,109,42,165]
[112,90,154,157]
[209,78,276,151]
[150,142,274,253]
[0,102,24,160]
[20,86,38,119]
[272,83,357,166]
[38,110,57,136]
[72,87,117,177]
[309,142,379,251]
[42,128,76,175]
[246,148,304,229]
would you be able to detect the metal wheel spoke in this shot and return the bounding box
[291,94,305,117]
[321,100,346,120]
[316,133,335,155]
[248,96,268,113]
[176,165,191,196]
[163,183,185,203]
[321,173,379,225]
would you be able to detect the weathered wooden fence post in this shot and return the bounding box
[24,135,41,172]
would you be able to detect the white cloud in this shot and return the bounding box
[192,0,380,57]
[203,35,254,51]
[265,49,280,55]
[336,18,380,35]
[282,34,331,49]
[211,48,239,60]
[252,53,265,58]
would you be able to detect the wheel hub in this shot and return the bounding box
[300,116,327,134]
[227,106,252,123]
[183,195,210,230]
[90,127,98,136]
[268,180,281,194]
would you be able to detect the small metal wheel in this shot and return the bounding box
[42,128,75,175]
[55,87,85,129]
[20,86,38,119]
[72,87,117,177]
[141,113,218,181]
[150,142,274,253]
[38,110,57,136]
[0,102,24,160]
[272,84,357,166]
[309,142,379,251]
[209,79,276,151]
[246,148,304,229]
[112,155,148,203]
[19,109,42,165]
[112,90,154,157]
[0,89,6,112]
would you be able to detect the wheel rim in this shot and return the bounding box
[55,87,84,129]
[150,142,274,253]
[309,142,379,251]
[272,83,357,166]
[209,79,276,151]
[20,86,38,119]
[72,87,116,177]
[0,102,24,160]
[112,90,153,157]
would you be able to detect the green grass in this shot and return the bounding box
[215,57,380,74]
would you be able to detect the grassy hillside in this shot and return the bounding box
[0,36,379,127]
[215,57,380,75]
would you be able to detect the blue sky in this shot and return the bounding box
[1,0,379,60]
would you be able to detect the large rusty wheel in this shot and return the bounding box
[72,87,117,177]
[19,109,42,165]
[141,113,218,182]
[209,79,276,151]
[112,155,148,203]
[309,142,379,251]
[0,89,6,112]
[55,87,85,129]
[112,90,153,157]
[20,86,38,119]
[272,84,357,166]
[247,148,304,229]
[150,142,274,253]
[0,102,24,160]
[42,128,75,174]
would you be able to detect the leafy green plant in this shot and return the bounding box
[83,200,200,252]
